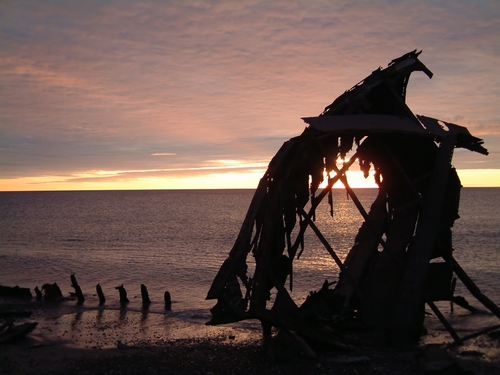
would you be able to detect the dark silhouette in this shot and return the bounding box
[41,282,63,301]
[115,284,129,306]
[70,273,84,305]
[141,284,151,308]
[96,283,105,305]
[0,285,32,298]
[34,286,43,300]
[207,50,495,352]
[164,291,172,310]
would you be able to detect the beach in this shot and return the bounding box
[1,296,500,375]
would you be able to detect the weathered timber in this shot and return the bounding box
[207,140,296,301]
[34,286,43,300]
[207,50,494,349]
[426,299,460,343]
[96,283,105,305]
[141,284,151,307]
[70,273,85,305]
[164,291,171,310]
[389,134,456,345]
[115,284,129,305]
[0,322,37,345]
[446,325,500,349]
[0,320,11,333]
[0,285,32,299]
[41,283,63,301]
[447,255,500,319]
[0,311,32,318]
[334,190,387,301]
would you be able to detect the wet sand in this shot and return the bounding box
[1,298,500,374]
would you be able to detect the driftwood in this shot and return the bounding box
[141,284,151,307]
[164,291,172,310]
[207,50,497,348]
[0,322,37,345]
[96,283,106,305]
[446,325,500,349]
[70,274,85,305]
[2,279,171,311]
[0,285,32,299]
[41,283,63,301]
[115,284,129,306]
[0,311,32,318]
[34,286,43,300]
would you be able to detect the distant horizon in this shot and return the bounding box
[1,181,499,194]
[2,187,499,194]
[1,167,499,192]
[0,169,500,192]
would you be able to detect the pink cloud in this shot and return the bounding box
[0,0,498,186]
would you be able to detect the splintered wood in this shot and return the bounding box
[207,50,497,348]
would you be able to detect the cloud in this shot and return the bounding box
[1,0,499,189]
[151,152,176,156]
[20,159,270,185]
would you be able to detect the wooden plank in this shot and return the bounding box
[302,115,428,136]
[426,299,460,342]
[207,140,296,300]
[296,199,371,310]
[389,134,456,343]
[295,204,344,271]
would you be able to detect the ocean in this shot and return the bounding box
[1,188,499,325]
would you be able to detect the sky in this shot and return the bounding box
[1,0,499,191]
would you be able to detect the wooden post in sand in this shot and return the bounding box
[96,283,105,305]
[34,286,43,300]
[164,291,171,310]
[141,284,151,307]
[115,284,129,306]
[70,274,85,305]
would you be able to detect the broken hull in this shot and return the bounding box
[207,50,497,347]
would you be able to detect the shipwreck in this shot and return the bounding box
[206,50,498,347]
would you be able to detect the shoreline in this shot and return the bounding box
[2,298,500,374]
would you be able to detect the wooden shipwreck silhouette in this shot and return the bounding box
[207,50,498,347]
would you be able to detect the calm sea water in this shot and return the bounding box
[0,188,499,320]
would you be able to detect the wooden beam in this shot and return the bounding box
[206,140,295,300]
[389,134,456,343]
[289,153,358,260]
[447,255,500,319]
[295,203,345,271]
[426,299,460,343]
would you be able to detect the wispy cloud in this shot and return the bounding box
[0,0,499,189]
[151,152,176,156]
[27,159,269,184]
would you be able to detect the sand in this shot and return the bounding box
[1,298,500,374]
